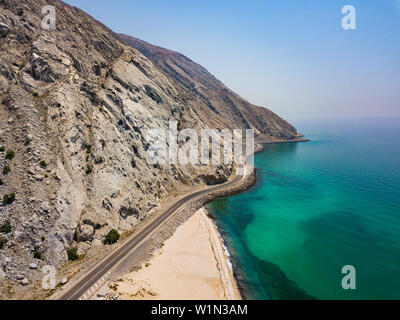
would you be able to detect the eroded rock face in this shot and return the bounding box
[119,35,300,141]
[0,0,234,277]
[0,22,11,37]
[0,0,298,296]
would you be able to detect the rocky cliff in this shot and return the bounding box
[118,34,299,140]
[0,0,298,296]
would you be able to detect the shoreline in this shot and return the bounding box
[93,138,306,300]
[95,208,241,300]
[201,208,242,300]
[51,164,256,300]
[52,137,305,301]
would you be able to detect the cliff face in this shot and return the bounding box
[118,34,299,140]
[0,0,297,295]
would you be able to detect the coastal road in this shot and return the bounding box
[58,170,248,300]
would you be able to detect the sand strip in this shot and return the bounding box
[97,208,241,300]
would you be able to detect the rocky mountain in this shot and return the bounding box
[0,0,299,296]
[118,34,299,141]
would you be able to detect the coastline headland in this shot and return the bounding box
[98,138,308,300]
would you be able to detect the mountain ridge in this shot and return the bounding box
[118,34,299,141]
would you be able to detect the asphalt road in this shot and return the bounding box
[59,173,245,300]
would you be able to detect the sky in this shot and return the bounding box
[63,0,400,121]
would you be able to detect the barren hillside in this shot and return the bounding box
[118,34,299,140]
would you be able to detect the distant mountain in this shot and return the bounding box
[118,34,299,141]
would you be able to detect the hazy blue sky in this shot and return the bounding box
[63,0,400,121]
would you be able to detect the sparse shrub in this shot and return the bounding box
[32,92,39,97]
[85,144,92,154]
[0,179,3,185]
[41,236,46,241]
[3,193,15,205]
[0,220,12,233]
[33,250,42,260]
[0,146,5,152]
[86,165,93,175]
[5,150,15,160]
[109,284,118,291]
[2,165,10,174]
[67,248,79,261]
[104,229,120,245]
[130,265,142,272]
[39,160,47,168]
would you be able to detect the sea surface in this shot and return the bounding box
[207,118,400,300]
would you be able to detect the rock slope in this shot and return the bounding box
[118,34,299,140]
[0,0,298,296]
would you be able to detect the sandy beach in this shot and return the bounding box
[97,208,241,300]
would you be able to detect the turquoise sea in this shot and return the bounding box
[207,118,400,300]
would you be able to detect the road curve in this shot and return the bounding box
[58,172,247,300]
